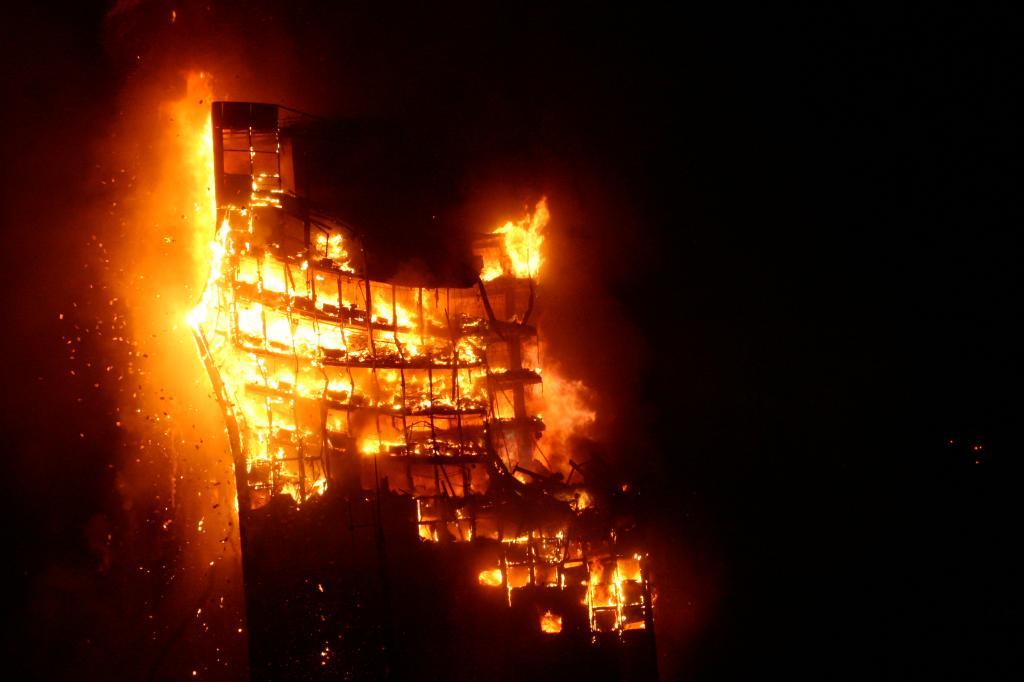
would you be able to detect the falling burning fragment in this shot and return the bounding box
[189,101,656,679]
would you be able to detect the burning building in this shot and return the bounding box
[189,101,656,680]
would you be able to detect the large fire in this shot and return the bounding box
[179,89,652,647]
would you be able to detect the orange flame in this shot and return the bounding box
[480,197,549,281]
[540,610,562,634]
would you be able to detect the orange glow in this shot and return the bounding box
[538,364,597,475]
[103,69,249,672]
[478,568,503,587]
[540,611,562,634]
[163,72,218,298]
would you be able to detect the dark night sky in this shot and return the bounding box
[2,2,1022,680]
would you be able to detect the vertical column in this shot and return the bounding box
[503,282,534,468]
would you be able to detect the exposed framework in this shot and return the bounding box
[190,102,654,646]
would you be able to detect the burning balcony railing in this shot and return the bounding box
[188,101,654,661]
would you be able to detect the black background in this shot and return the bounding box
[2,2,1021,679]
